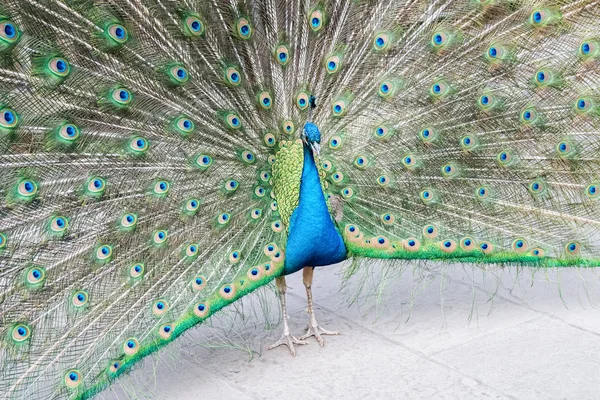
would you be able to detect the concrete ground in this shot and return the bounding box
[98,262,600,400]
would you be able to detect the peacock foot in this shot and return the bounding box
[300,322,339,347]
[267,333,308,356]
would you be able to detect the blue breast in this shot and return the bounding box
[284,144,347,275]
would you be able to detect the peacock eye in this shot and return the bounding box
[440,239,457,253]
[153,230,168,244]
[475,186,491,200]
[528,180,546,195]
[309,9,324,31]
[430,81,449,97]
[479,94,491,106]
[194,301,210,317]
[282,120,295,133]
[26,266,46,285]
[423,224,438,238]
[111,87,132,105]
[95,245,113,261]
[332,100,346,116]
[530,10,547,25]
[374,125,389,139]
[431,32,448,47]
[402,154,418,169]
[65,369,82,388]
[12,324,31,342]
[87,178,106,193]
[241,150,255,163]
[373,33,390,51]
[381,213,395,225]
[263,133,276,147]
[0,232,7,249]
[120,213,137,228]
[565,241,581,256]
[275,45,290,66]
[580,40,598,58]
[220,284,236,299]
[224,66,242,86]
[296,92,310,110]
[226,113,242,129]
[329,136,342,149]
[354,156,367,169]
[325,55,340,73]
[18,180,38,197]
[154,180,170,194]
[0,107,19,129]
[225,179,238,192]
[341,187,353,198]
[48,57,71,77]
[441,163,457,177]
[169,66,189,84]
[236,18,252,39]
[521,107,538,123]
[184,15,204,36]
[107,23,129,44]
[575,97,594,114]
[0,20,20,44]
[536,71,547,83]
[586,183,600,199]
[195,154,212,169]
[377,174,389,186]
[73,290,88,306]
[153,299,169,316]
[123,338,139,355]
[50,216,68,232]
[258,91,272,109]
[58,123,80,142]
[556,140,573,157]
[217,213,230,225]
[378,81,396,98]
[271,220,283,232]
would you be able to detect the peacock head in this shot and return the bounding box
[302,122,321,156]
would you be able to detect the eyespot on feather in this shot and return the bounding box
[219,284,236,299]
[460,237,476,251]
[194,302,210,318]
[192,275,206,291]
[404,238,420,252]
[440,239,457,253]
[159,324,173,340]
[64,369,82,388]
[423,225,438,239]
[152,300,169,316]
[123,338,139,355]
[512,239,528,253]
[247,265,263,281]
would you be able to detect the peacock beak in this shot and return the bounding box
[310,142,320,156]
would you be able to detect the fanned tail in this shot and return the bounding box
[1,0,600,398]
[315,0,600,267]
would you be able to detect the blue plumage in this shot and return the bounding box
[284,140,346,275]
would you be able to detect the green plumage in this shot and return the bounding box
[1,0,600,398]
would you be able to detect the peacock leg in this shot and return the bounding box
[300,267,339,346]
[267,276,307,356]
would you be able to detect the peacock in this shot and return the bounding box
[1,0,600,398]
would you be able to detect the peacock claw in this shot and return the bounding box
[267,333,308,356]
[300,324,339,347]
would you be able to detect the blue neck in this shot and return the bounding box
[283,144,347,275]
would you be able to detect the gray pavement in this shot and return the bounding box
[98,262,600,400]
